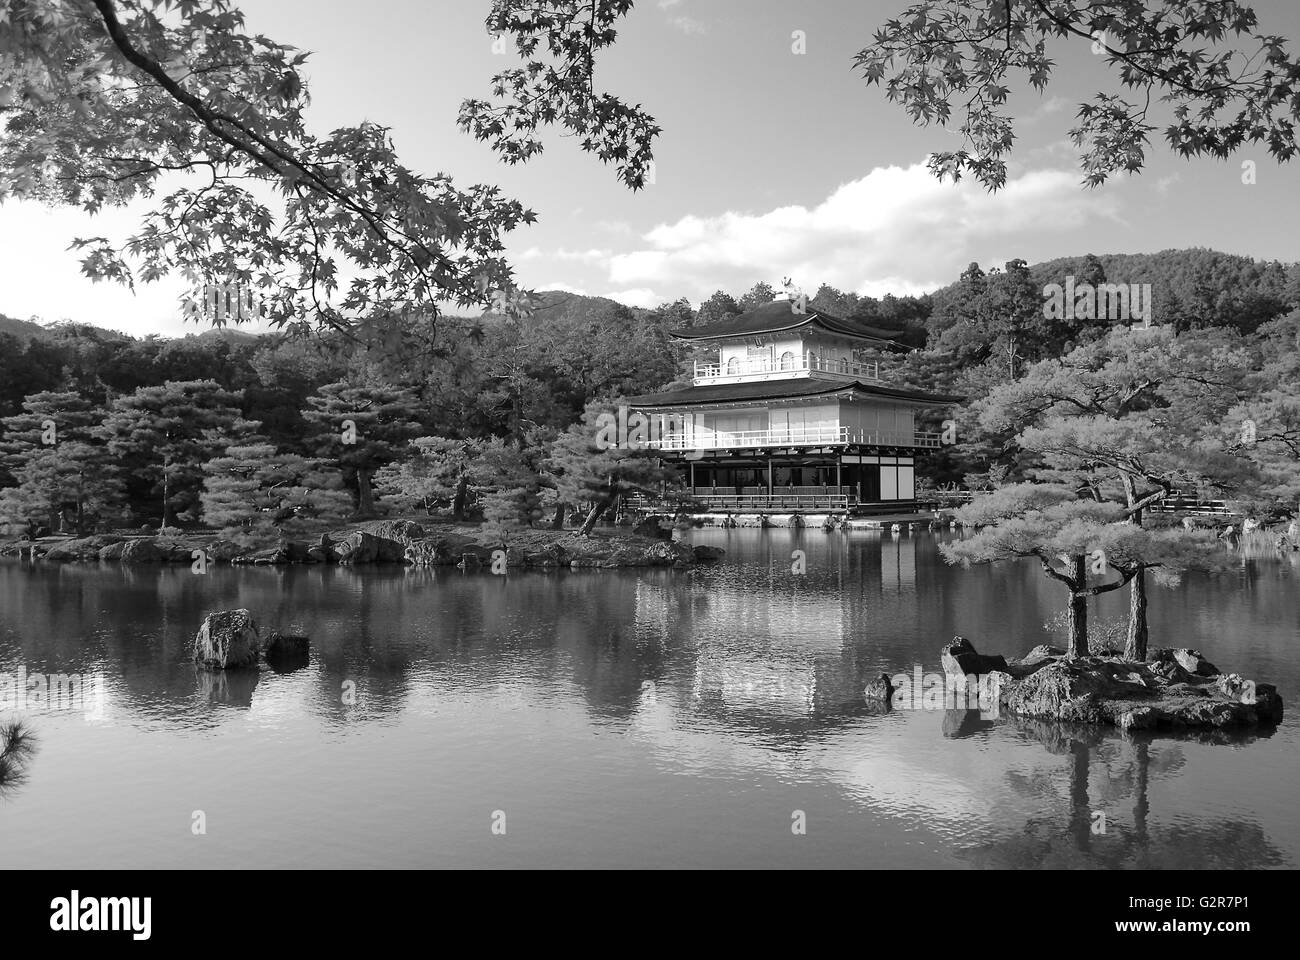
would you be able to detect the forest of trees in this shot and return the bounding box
[2,247,1298,559]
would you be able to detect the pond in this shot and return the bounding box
[1,529,1296,868]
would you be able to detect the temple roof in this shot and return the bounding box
[626,378,959,409]
[675,299,908,347]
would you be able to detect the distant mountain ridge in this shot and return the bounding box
[6,249,1297,342]
[0,313,49,341]
[929,247,1297,332]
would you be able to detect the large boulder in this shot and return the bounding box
[362,519,426,542]
[98,541,126,561]
[358,520,425,562]
[522,543,568,568]
[44,536,122,562]
[404,537,458,566]
[1149,647,1221,678]
[334,531,380,564]
[600,544,649,568]
[864,673,894,703]
[373,536,411,563]
[1004,644,1063,679]
[1147,658,1194,684]
[154,538,194,563]
[278,540,314,563]
[1173,649,1220,677]
[119,538,162,564]
[193,609,263,670]
[1210,675,1285,723]
[456,545,498,569]
[1001,658,1136,723]
[692,545,726,563]
[205,539,247,563]
[644,540,695,566]
[940,637,1009,678]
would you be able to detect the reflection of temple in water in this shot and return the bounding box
[632,533,919,723]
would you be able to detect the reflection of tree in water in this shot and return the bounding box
[957,719,1287,869]
[0,721,36,797]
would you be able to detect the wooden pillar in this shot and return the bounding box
[836,453,842,492]
[767,458,773,497]
[689,460,695,491]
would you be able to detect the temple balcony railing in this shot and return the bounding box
[626,491,857,511]
[644,426,942,451]
[692,355,881,384]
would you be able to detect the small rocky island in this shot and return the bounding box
[2,518,725,570]
[941,637,1283,731]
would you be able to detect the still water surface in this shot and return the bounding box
[1,529,1296,868]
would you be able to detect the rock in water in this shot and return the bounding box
[1002,656,1280,729]
[864,673,894,703]
[264,631,310,672]
[940,637,1009,677]
[194,609,263,670]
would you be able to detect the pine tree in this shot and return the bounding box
[101,380,245,527]
[942,486,1142,658]
[302,381,423,518]
[975,327,1254,658]
[201,440,351,540]
[0,391,122,534]
[543,407,675,536]
[373,436,476,517]
[470,436,544,540]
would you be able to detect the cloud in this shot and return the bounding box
[594,219,634,236]
[605,160,1125,301]
[658,0,705,34]
[536,282,590,296]
[533,282,660,308]
[666,16,706,34]
[602,288,661,308]
[517,246,610,263]
[1025,95,1069,122]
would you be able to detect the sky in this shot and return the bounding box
[3,0,1299,337]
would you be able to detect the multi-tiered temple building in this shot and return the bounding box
[626,295,958,514]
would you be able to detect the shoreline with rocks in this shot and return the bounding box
[910,637,1283,731]
[0,518,726,570]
